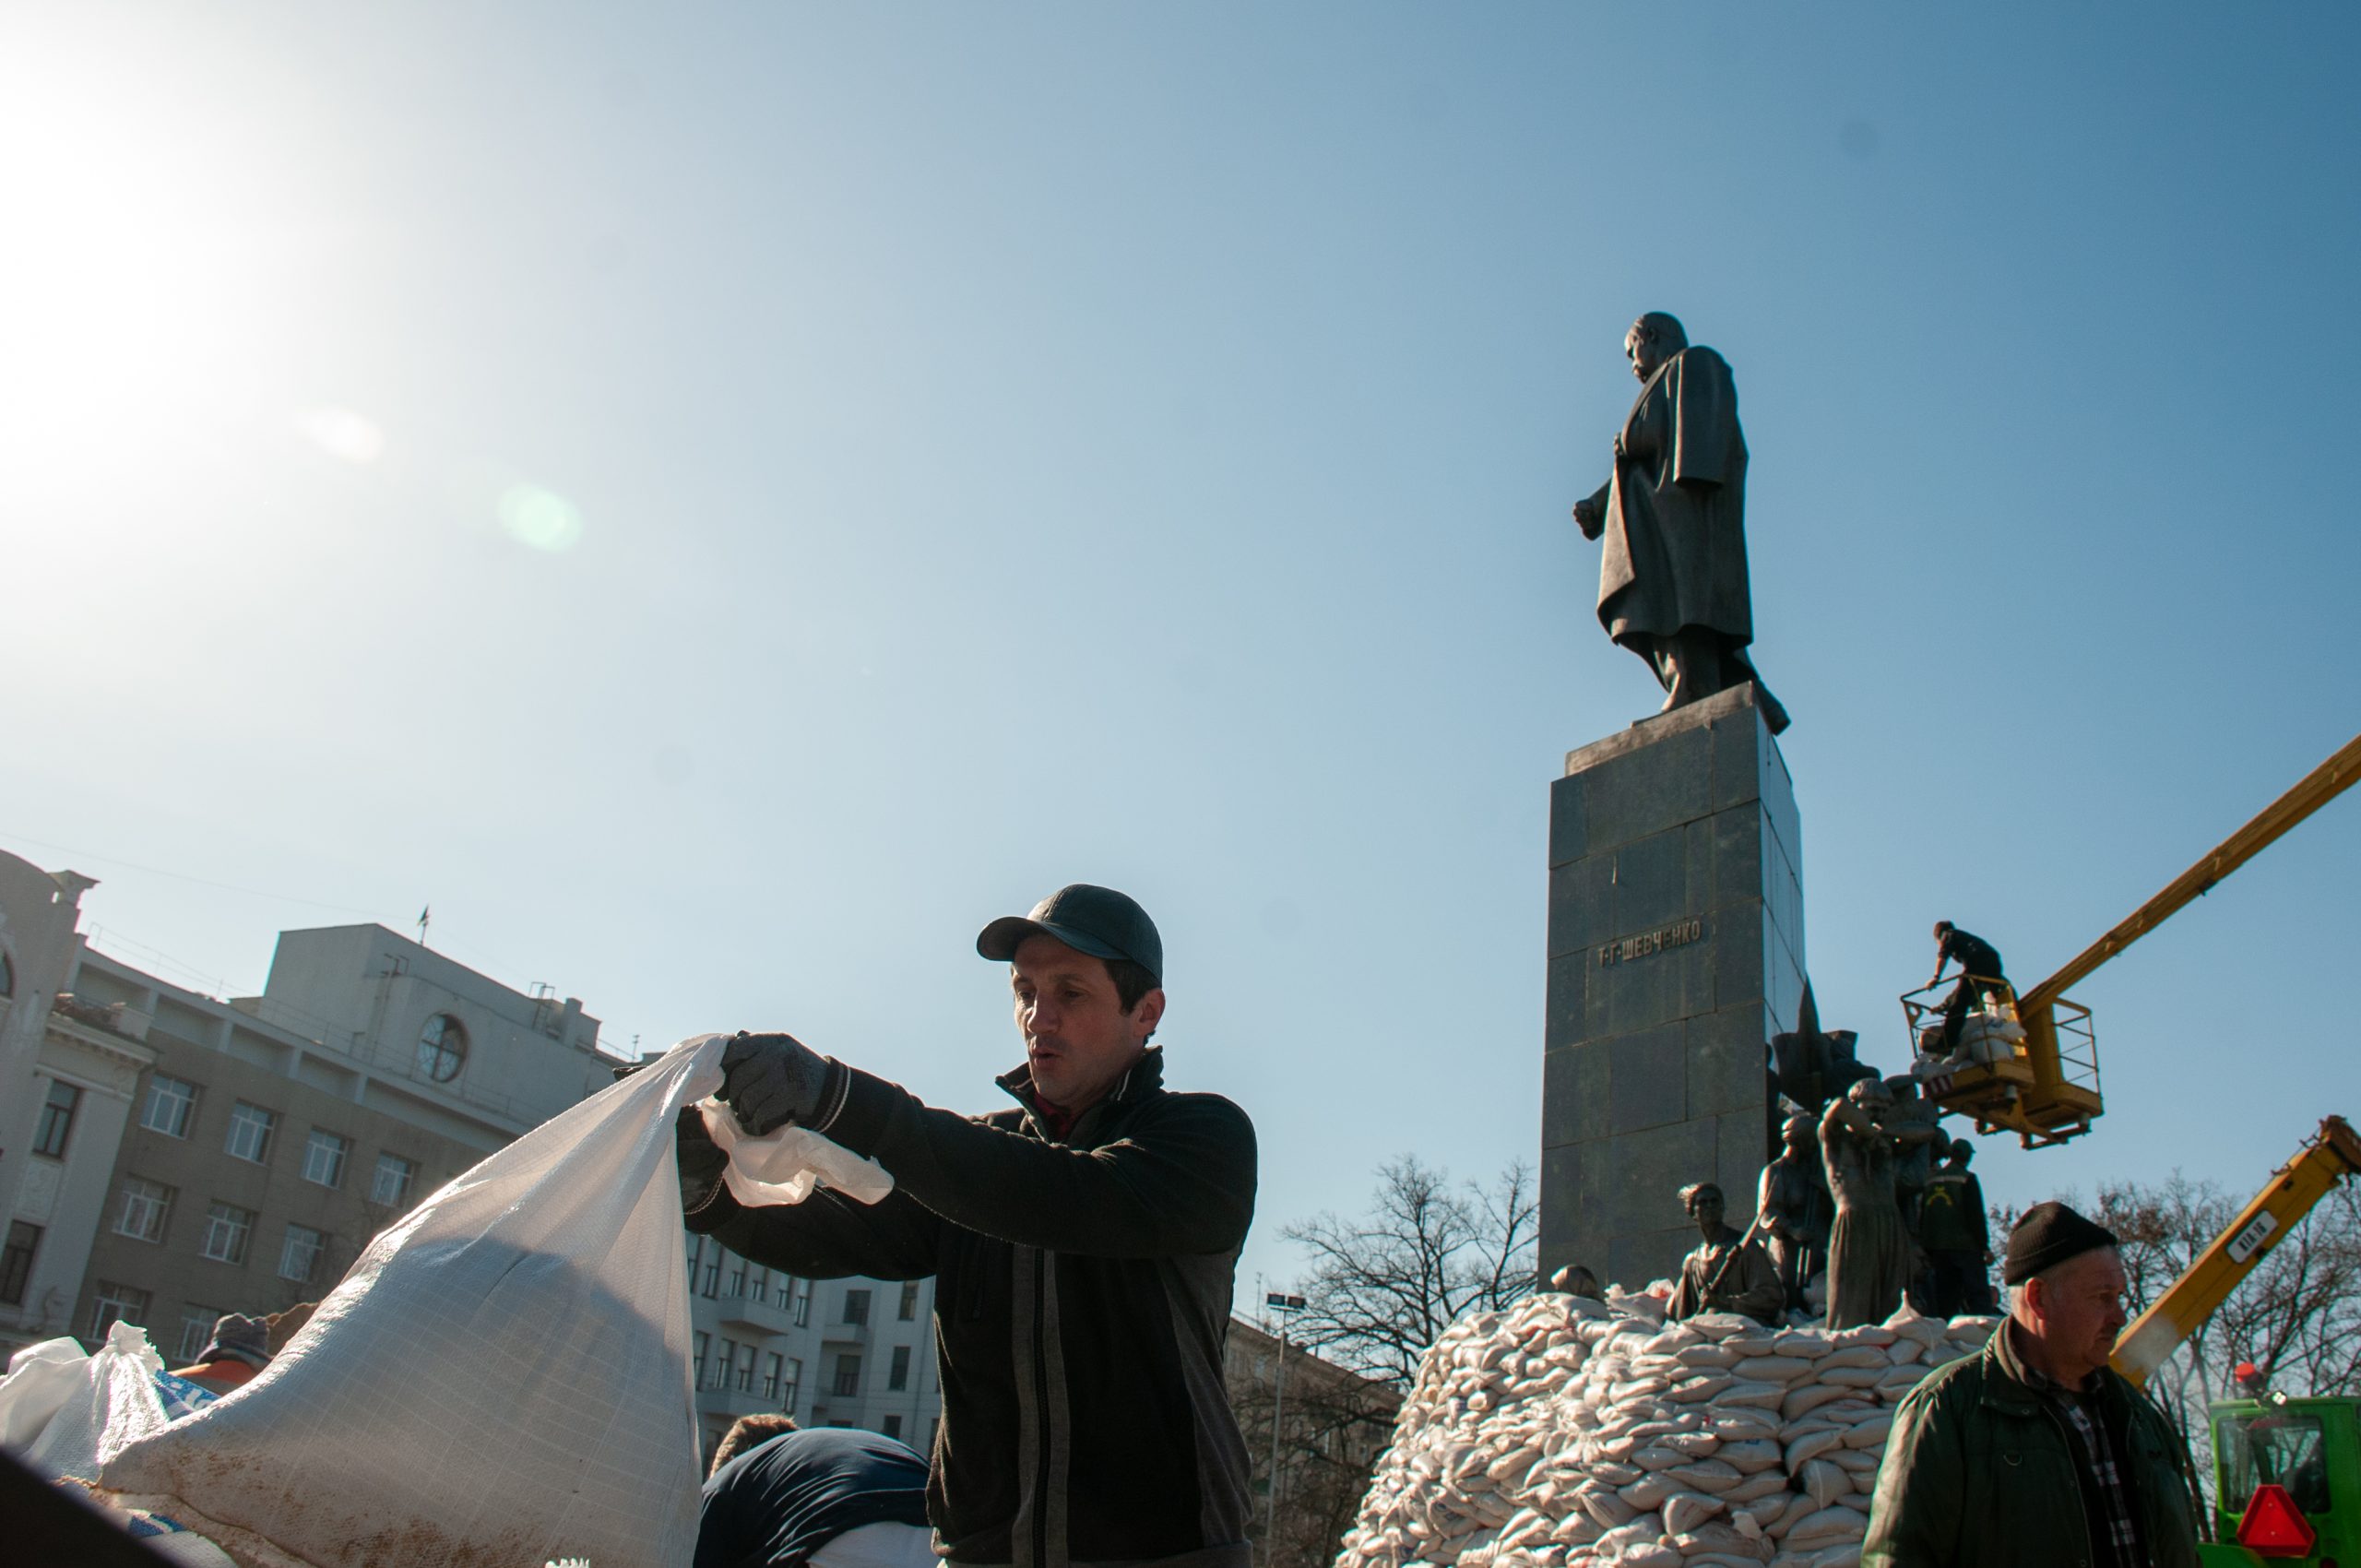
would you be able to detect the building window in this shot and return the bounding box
[201,1203,255,1265]
[89,1281,151,1338]
[279,1224,325,1283]
[372,1153,417,1207]
[843,1288,871,1326]
[750,1267,770,1305]
[113,1177,173,1244]
[0,1222,40,1305]
[779,1358,801,1412]
[33,1080,79,1159]
[898,1280,920,1321]
[140,1075,198,1138]
[888,1345,911,1392]
[224,1101,277,1164]
[684,1233,704,1283]
[177,1306,221,1361]
[302,1130,349,1189]
[727,1255,749,1298]
[417,1014,468,1082]
[736,1343,757,1394]
[791,1277,812,1327]
[701,1247,721,1299]
[694,1331,710,1390]
[832,1354,861,1398]
[883,1414,903,1441]
[713,1336,738,1392]
[764,1352,784,1400]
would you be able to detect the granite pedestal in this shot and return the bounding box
[1539,683,1806,1292]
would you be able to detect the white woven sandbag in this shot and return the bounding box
[25,1321,169,1481]
[1662,1488,1724,1534]
[1784,1506,1867,1550]
[1725,1467,1796,1504]
[1798,1457,1847,1507]
[1785,1429,1844,1470]
[104,1034,874,1568]
[0,1336,91,1450]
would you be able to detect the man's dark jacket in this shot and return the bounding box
[1864,1321,2199,1568]
[689,1047,1257,1568]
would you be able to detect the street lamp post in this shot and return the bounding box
[1264,1292,1305,1568]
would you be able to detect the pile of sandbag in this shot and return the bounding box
[1334,1285,1999,1568]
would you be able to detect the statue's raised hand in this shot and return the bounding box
[1572,495,1605,540]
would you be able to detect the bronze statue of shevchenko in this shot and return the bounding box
[1572,313,1788,733]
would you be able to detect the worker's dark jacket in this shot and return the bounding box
[689,1047,1257,1568]
[1864,1323,2199,1568]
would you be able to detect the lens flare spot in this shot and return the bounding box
[294,407,386,464]
[498,485,584,552]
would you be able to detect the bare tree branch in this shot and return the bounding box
[1281,1155,1539,1387]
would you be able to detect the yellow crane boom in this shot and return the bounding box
[2019,735,2361,1020]
[2112,1115,2361,1387]
[1914,734,2361,1146]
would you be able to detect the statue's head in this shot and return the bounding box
[1884,1075,1921,1102]
[1679,1181,1726,1234]
[1782,1112,1816,1153]
[1625,313,1688,382]
[1847,1077,1895,1115]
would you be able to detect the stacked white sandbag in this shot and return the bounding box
[1333,1286,1999,1568]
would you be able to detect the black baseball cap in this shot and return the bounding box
[977,884,1162,982]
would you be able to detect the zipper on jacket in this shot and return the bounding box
[2039,1403,2098,1568]
[1031,1244,1052,1568]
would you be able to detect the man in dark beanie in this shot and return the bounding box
[1865,1201,2199,1568]
[167,1313,273,1396]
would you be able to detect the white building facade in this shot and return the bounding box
[0,848,944,1456]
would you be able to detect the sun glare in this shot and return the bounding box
[0,53,310,515]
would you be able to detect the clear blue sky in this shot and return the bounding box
[5,4,2357,1308]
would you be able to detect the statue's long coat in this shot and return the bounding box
[1596,345,1754,646]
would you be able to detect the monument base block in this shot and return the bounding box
[1539,683,1805,1291]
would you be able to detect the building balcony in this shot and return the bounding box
[695,1383,788,1422]
[715,1286,798,1336]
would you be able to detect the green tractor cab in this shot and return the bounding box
[2201,1397,2360,1565]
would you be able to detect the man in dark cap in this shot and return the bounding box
[1928,921,2009,1057]
[1865,1201,2199,1568]
[1916,1140,1993,1315]
[167,1313,273,1396]
[677,884,1258,1568]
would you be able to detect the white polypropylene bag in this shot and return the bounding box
[703,1098,893,1206]
[102,1033,886,1568]
[0,1335,91,1450]
[26,1320,170,1481]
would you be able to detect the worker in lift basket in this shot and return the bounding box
[1863,1202,2199,1568]
[677,884,1258,1568]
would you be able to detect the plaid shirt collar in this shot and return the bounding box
[2001,1323,2145,1568]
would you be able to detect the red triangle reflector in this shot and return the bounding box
[2236,1483,2318,1557]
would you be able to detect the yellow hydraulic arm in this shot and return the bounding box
[1964,733,2361,1146]
[2111,1115,2361,1387]
[2018,734,2361,1024]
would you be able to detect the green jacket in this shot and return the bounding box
[1864,1324,2200,1568]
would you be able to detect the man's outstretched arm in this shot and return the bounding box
[681,1108,944,1279]
[821,1069,1257,1260]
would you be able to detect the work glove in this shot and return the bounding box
[718,1030,841,1137]
[678,1106,730,1216]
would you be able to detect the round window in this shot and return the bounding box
[418,1014,468,1082]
